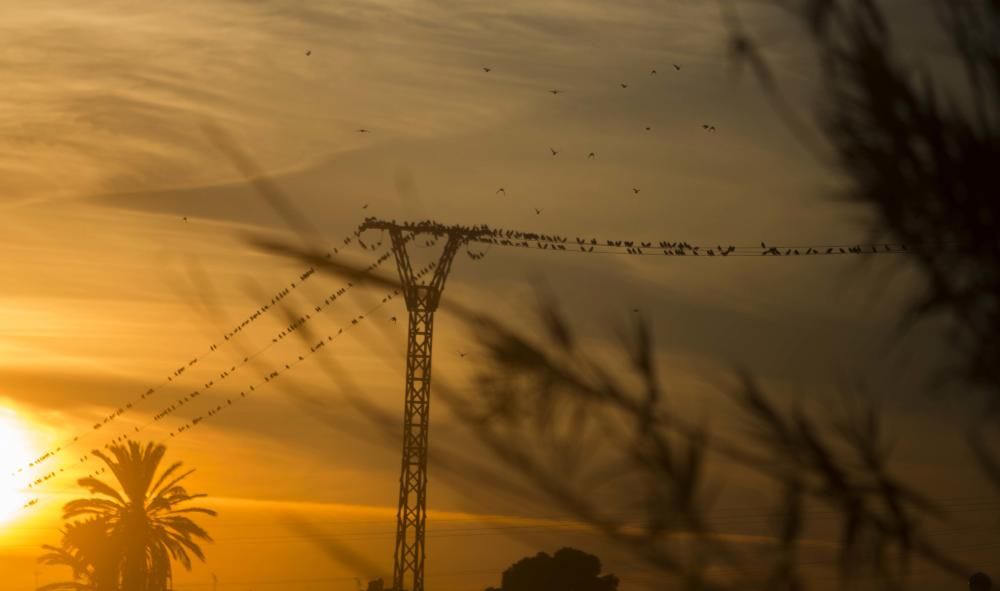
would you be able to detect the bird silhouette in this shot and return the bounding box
[620,82,628,88]
[496,187,505,195]
[305,50,312,56]
[458,351,467,358]
[390,316,397,323]
[357,128,370,133]
[182,216,188,221]
[550,147,559,156]
[549,89,561,95]
[632,188,640,195]
[534,208,542,215]
[650,69,657,75]
[587,152,596,159]
[644,126,651,131]
[673,64,680,70]
[483,66,492,72]
[362,204,369,209]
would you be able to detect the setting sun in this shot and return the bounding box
[0,409,34,526]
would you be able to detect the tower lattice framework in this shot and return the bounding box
[360,220,485,591]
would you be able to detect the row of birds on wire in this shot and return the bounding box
[20,249,396,492]
[19,256,437,509]
[10,229,418,483]
[343,61,721,215]
[355,218,910,258]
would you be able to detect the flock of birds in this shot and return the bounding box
[15,48,908,510]
[312,58,719,215]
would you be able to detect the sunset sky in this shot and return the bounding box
[0,0,996,589]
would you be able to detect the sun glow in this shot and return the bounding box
[0,409,35,526]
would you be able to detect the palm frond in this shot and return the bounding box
[75,477,126,504]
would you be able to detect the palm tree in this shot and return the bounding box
[38,517,120,591]
[57,441,216,591]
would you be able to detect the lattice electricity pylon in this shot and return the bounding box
[359,219,491,591]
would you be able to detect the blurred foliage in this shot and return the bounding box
[729,0,1000,405]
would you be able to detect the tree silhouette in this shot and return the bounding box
[42,441,216,591]
[484,547,619,591]
[38,517,120,591]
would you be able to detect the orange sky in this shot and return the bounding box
[0,0,997,589]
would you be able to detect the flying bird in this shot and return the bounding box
[549,89,561,95]
[362,203,369,209]
[702,124,717,132]
[496,187,506,195]
[458,351,467,358]
[644,126,651,131]
[482,66,492,72]
[587,152,596,159]
[673,64,680,70]
[305,50,312,56]
[549,147,559,156]
[632,188,640,195]
[650,69,657,75]
[534,208,542,215]
[182,216,188,221]
[390,316,397,323]
[357,128,370,133]
[620,83,628,88]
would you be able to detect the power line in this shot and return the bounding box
[470,228,909,257]
[15,233,427,502]
[10,231,375,484]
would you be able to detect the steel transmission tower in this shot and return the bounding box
[359,219,489,591]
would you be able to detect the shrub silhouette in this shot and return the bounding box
[484,547,619,591]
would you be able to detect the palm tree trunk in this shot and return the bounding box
[121,511,148,591]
